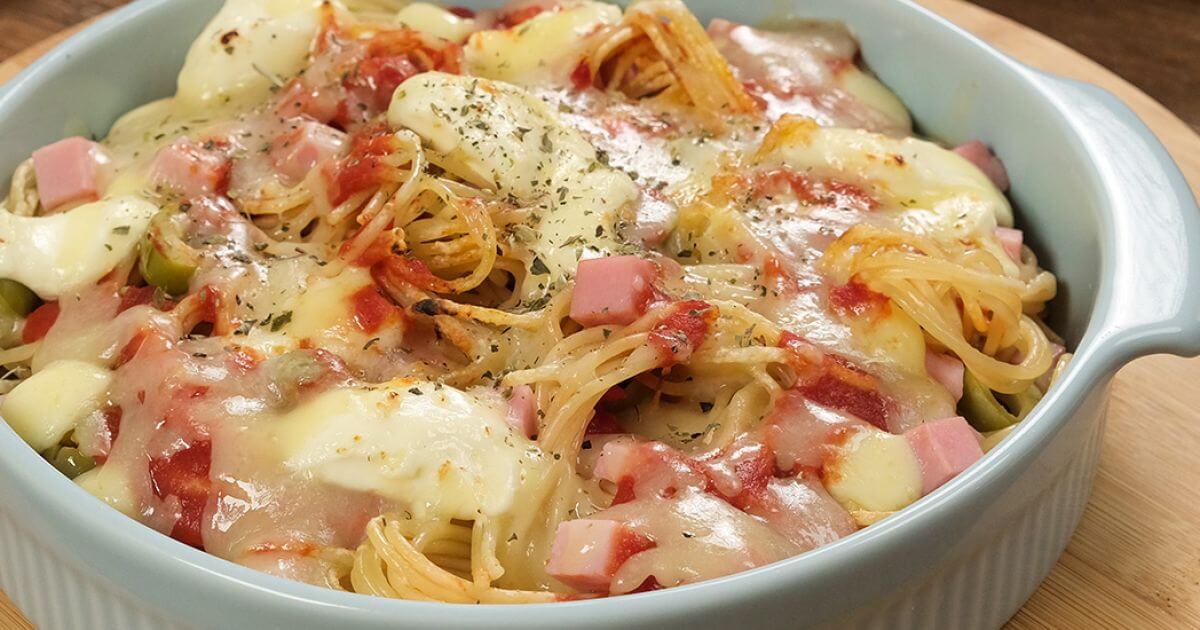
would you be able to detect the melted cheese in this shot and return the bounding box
[273,381,536,520]
[598,489,800,593]
[175,0,326,113]
[0,196,156,299]
[395,3,476,42]
[388,72,637,301]
[756,119,1013,231]
[464,2,621,86]
[844,307,927,375]
[75,463,139,517]
[823,429,921,512]
[252,266,370,347]
[100,98,216,197]
[837,67,911,133]
[1,360,112,451]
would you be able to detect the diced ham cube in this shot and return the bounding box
[953,140,1010,191]
[904,416,984,495]
[31,137,110,212]
[151,138,230,198]
[594,439,709,505]
[269,122,347,184]
[924,350,965,402]
[505,384,538,438]
[623,190,678,247]
[994,227,1023,263]
[545,519,654,592]
[593,437,640,484]
[274,79,340,124]
[569,255,657,327]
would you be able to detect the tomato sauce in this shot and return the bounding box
[21,301,59,343]
[648,300,716,365]
[350,285,399,334]
[149,440,212,549]
[829,280,889,317]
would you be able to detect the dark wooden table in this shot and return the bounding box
[2,0,1197,130]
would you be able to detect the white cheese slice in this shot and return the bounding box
[281,266,371,343]
[175,0,326,113]
[395,2,476,42]
[75,463,138,517]
[229,265,403,360]
[464,2,621,86]
[1,359,112,451]
[756,119,1013,231]
[273,381,535,520]
[823,428,922,513]
[837,66,913,134]
[844,306,928,375]
[388,72,638,302]
[0,196,156,299]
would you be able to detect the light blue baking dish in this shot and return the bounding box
[1,1,1197,628]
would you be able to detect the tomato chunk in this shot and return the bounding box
[829,280,889,317]
[778,331,892,430]
[148,441,212,549]
[22,301,59,343]
[648,300,716,365]
[322,123,396,206]
[350,285,399,333]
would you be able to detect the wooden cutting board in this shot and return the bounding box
[1,1,1198,628]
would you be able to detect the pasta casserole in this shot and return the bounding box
[0,0,1069,602]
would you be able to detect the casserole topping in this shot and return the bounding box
[0,0,1068,602]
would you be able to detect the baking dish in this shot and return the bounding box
[1,0,1198,628]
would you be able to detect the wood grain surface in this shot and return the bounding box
[1,2,1199,628]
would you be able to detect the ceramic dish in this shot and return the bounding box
[1,1,1198,628]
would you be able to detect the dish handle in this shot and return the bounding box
[1034,73,1200,366]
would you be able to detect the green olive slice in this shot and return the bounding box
[959,370,1021,432]
[43,445,97,479]
[0,279,37,317]
[138,207,198,296]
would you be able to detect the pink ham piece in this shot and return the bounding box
[31,137,110,212]
[623,190,678,247]
[904,416,984,495]
[593,437,709,504]
[953,140,1010,191]
[570,255,657,327]
[994,226,1023,263]
[593,438,640,484]
[924,351,965,402]
[269,122,346,184]
[274,79,340,124]
[545,519,655,592]
[151,138,230,198]
[505,384,538,439]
